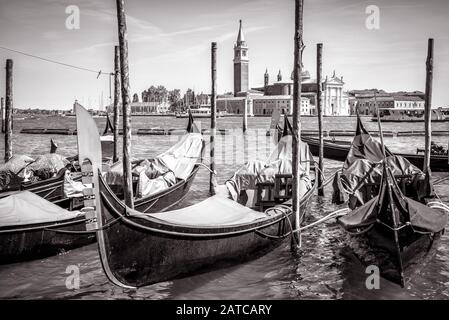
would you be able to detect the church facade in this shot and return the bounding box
[217,20,349,116]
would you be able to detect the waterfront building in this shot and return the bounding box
[353,94,425,116]
[106,101,170,114]
[195,92,211,105]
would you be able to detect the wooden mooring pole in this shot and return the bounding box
[424,38,434,174]
[210,42,217,195]
[0,97,5,133]
[116,0,134,208]
[316,43,324,196]
[291,0,304,250]
[113,45,121,163]
[243,98,247,133]
[1,97,4,133]
[5,59,13,162]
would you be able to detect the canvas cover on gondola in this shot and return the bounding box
[338,166,447,233]
[146,195,268,226]
[105,132,203,198]
[0,155,35,191]
[343,115,392,170]
[226,117,311,202]
[333,115,432,206]
[0,191,82,227]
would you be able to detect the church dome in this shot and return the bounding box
[290,70,311,81]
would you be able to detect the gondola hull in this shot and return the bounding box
[302,137,449,172]
[0,215,95,264]
[98,175,316,287]
[344,224,442,286]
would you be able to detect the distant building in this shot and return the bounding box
[195,92,211,105]
[218,20,349,116]
[183,89,196,107]
[106,101,170,114]
[348,90,426,115]
[253,70,349,116]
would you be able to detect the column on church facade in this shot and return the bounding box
[337,87,340,115]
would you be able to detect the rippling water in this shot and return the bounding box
[0,115,448,300]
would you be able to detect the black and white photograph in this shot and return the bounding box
[0,0,449,304]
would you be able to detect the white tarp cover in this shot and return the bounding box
[0,191,82,227]
[226,135,311,201]
[64,171,88,198]
[140,195,268,226]
[157,133,203,181]
[104,133,203,198]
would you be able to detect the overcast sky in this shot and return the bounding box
[0,0,448,109]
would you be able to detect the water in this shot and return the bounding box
[0,116,448,300]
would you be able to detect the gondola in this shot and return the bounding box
[0,114,115,208]
[0,192,96,264]
[302,136,449,172]
[0,112,202,265]
[333,116,448,287]
[75,104,316,288]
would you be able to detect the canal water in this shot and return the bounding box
[0,116,448,299]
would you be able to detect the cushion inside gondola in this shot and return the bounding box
[0,191,83,227]
[137,195,270,226]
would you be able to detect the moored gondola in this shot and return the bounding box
[0,191,95,264]
[333,116,448,287]
[302,131,449,172]
[76,104,316,288]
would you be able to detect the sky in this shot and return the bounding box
[0,0,448,110]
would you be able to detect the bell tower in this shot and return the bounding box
[264,68,269,88]
[233,20,249,96]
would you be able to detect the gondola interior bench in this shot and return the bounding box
[256,174,293,211]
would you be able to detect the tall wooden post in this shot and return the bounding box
[243,97,247,132]
[113,45,121,163]
[116,0,134,208]
[1,97,4,133]
[291,0,304,250]
[424,38,434,174]
[5,59,13,162]
[316,43,324,196]
[210,42,217,195]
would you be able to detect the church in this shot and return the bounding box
[217,20,350,116]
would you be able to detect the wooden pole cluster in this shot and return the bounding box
[210,42,217,195]
[291,0,304,250]
[5,59,13,162]
[113,45,121,163]
[316,43,324,196]
[1,97,4,133]
[116,0,134,208]
[424,38,434,174]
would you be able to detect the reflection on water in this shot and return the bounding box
[0,116,448,299]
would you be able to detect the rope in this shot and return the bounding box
[0,45,113,76]
[345,224,375,235]
[195,162,217,175]
[43,216,123,234]
[256,207,350,239]
[434,175,449,185]
[428,201,449,213]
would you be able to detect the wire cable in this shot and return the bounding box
[0,45,113,76]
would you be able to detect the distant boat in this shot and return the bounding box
[176,104,224,118]
[371,108,449,122]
